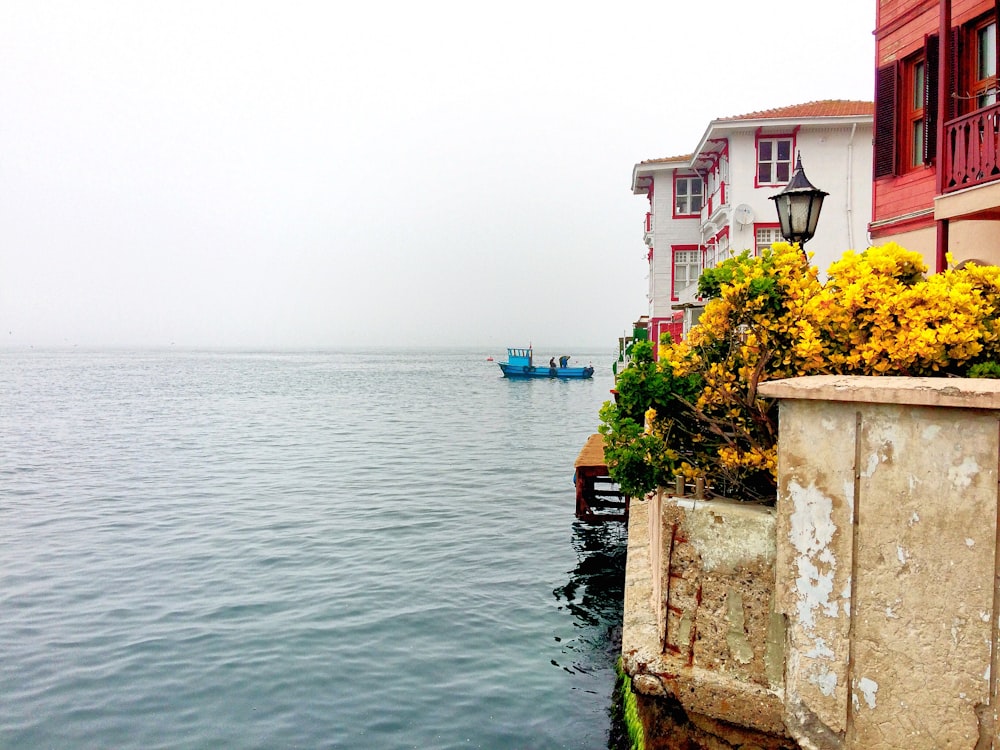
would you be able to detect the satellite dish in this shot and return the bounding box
[734,204,755,226]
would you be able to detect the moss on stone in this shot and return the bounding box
[610,657,645,750]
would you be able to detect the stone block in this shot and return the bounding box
[622,493,788,740]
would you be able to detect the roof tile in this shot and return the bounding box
[717,99,874,121]
[638,154,691,165]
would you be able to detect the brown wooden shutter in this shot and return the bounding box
[874,62,899,178]
[924,34,939,164]
[947,26,960,121]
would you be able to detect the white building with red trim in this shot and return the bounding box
[631,101,874,343]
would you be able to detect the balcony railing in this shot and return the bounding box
[699,182,727,224]
[943,102,1000,193]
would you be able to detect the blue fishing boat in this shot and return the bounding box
[497,347,594,379]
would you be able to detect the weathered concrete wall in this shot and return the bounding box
[759,375,1000,750]
[622,490,793,746]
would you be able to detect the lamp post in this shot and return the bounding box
[769,152,828,249]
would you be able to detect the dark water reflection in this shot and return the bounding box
[553,520,629,746]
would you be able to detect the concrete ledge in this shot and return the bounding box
[759,375,1000,409]
[935,178,1000,221]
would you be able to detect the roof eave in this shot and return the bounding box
[631,158,691,194]
[690,113,873,164]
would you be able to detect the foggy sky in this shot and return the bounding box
[0,1,876,351]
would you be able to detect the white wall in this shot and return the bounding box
[647,168,699,321]
[724,123,874,274]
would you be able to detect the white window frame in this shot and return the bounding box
[755,226,783,255]
[674,176,703,216]
[757,137,794,185]
[671,247,701,299]
[703,234,729,270]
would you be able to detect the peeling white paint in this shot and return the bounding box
[986,664,991,683]
[863,453,880,478]
[949,456,979,490]
[857,677,878,709]
[795,557,836,629]
[896,545,908,565]
[908,511,920,526]
[885,605,898,619]
[788,479,840,644]
[980,611,990,623]
[842,480,854,506]
[966,538,975,548]
[788,480,837,555]
[812,668,838,697]
[804,638,834,659]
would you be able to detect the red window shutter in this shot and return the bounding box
[924,34,939,165]
[874,62,899,178]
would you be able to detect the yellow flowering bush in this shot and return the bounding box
[819,245,1000,374]
[602,242,1000,503]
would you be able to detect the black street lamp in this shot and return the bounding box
[769,153,828,247]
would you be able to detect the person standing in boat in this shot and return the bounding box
[549,357,556,368]
[559,355,570,368]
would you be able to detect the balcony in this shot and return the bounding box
[699,182,728,225]
[943,102,1000,193]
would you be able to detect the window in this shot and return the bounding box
[674,176,703,216]
[703,233,729,270]
[905,55,926,170]
[974,18,998,108]
[671,247,701,300]
[755,225,782,255]
[757,137,793,185]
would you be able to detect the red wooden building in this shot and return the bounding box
[873,0,1000,270]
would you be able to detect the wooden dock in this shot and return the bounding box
[573,433,627,522]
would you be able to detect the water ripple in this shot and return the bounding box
[1,349,624,749]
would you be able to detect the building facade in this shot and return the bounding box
[633,101,874,343]
[873,0,1000,270]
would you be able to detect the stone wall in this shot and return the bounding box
[759,375,1000,750]
[622,490,793,747]
[622,375,1000,749]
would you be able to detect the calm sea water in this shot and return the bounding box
[1,349,627,749]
